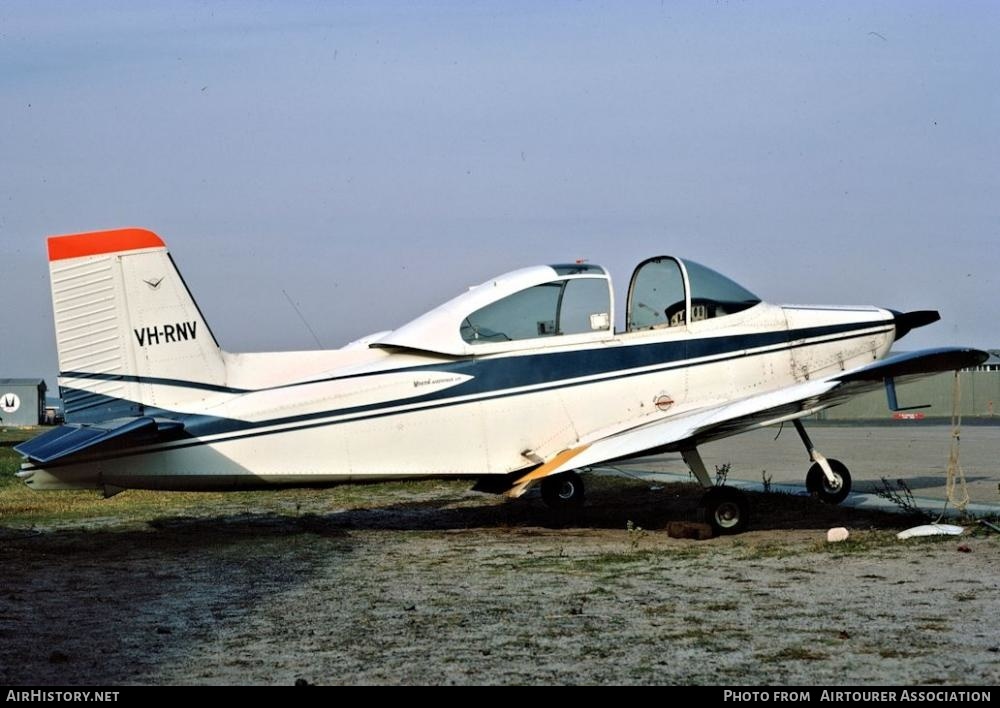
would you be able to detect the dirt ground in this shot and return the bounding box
[1,477,998,686]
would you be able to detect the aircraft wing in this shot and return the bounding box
[835,347,988,383]
[509,347,988,494]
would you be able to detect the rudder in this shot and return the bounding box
[48,227,227,422]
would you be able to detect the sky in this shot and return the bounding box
[1,1,997,386]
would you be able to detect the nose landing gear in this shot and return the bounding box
[793,419,852,504]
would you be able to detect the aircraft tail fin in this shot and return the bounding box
[47,228,227,422]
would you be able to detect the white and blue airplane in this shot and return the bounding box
[16,228,987,533]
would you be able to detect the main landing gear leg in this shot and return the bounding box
[682,447,749,535]
[792,418,852,504]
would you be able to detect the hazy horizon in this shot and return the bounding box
[2,1,997,389]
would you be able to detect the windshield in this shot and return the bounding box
[683,259,760,321]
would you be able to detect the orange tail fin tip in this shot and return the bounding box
[47,228,165,261]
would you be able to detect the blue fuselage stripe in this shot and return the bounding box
[38,320,892,468]
[62,319,888,397]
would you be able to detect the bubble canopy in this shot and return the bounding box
[372,257,760,355]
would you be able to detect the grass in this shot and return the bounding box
[736,541,805,560]
[811,530,958,556]
[1,440,473,527]
[0,426,45,445]
[4,426,989,557]
[765,646,829,662]
[502,544,714,578]
[876,647,925,659]
[704,600,739,612]
[0,448,21,473]
[571,550,661,573]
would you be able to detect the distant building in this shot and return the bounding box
[974,349,1000,373]
[43,397,65,425]
[0,379,47,427]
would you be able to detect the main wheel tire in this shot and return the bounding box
[805,459,852,505]
[700,486,749,535]
[540,471,585,510]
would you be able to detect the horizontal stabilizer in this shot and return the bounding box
[15,417,184,465]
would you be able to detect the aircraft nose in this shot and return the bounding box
[889,309,940,341]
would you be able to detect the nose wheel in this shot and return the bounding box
[806,459,852,504]
[793,419,852,505]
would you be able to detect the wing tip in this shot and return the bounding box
[838,347,990,382]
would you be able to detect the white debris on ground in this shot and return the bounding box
[897,523,965,540]
[826,527,850,543]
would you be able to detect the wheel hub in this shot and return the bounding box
[715,501,741,528]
